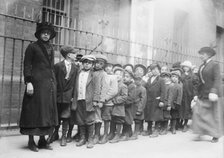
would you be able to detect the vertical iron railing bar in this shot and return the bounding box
[0,37,7,127]
[8,38,16,127]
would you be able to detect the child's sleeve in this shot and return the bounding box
[167,86,174,107]
[137,87,147,113]
[104,75,118,102]
[112,85,128,104]
[125,84,136,105]
[160,78,166,103]
[99,72,109,103]
[176,85,183,106]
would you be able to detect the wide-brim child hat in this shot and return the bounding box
[125,69,135,79]
[113,67,124,73]
[134,64,147,76]
[95,53,108,62]
[171,70,181,77]
[161,72,171,78]
[35,22,56,40]
[60,46,77,58]
[172,61,181,69]
[76,54,83,61]
[113,64,122,69]
[198,47,216,57]
[181,60,193,69]
[149,63,161,71]
[80,55,96,62]
[123,64,134,72]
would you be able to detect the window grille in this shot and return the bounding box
[42,0,72,45]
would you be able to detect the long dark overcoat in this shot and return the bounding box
[144,75,165,122]
[179,73,199,119]
[20,40,58,129]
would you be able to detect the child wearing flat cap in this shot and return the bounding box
[99,63,118,144]
[49,46,78,146]
[109,67,128,143]
[168,71,183,134]
[72,55,96,149]
[160,72,172,135]
[119,70,136,141]
[129,76,147,140]
[92,53,108,144]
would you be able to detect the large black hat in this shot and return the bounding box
[35,22,56,40]
[198,47,216,57]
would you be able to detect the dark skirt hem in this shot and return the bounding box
[20,127,54,136]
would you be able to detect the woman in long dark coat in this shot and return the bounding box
[192,47,223,143]
[19,22,58,152]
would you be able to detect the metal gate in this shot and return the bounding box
[0,5,216,129]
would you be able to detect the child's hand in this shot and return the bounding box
[98,102,103,108]
[167,107,171,111]
[136,111,142,116]
[158,102,164,107]
[93,102,97,107]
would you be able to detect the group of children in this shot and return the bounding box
[49,45,199,149]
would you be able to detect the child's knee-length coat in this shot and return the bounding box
[144,76,166,122]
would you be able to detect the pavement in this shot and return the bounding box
[0,129,223,158]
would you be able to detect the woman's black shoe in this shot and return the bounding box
[28,141,39,152]
[38,139,53,150]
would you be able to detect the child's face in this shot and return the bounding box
[114,70,123,81]
[151,67,160,76]
[40,29,51,41]
[95,60,105,70]
[183,66,190,72]
[123,72,132,83]
[164,76,171,84]
[66,53,76,63]
[135,67,144,77]
[171,75,179,83]
[161,66,168,73]
[82,60,93,70]
[135,79,141,86]
[124,66,133,72]
[105,66,113,74]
